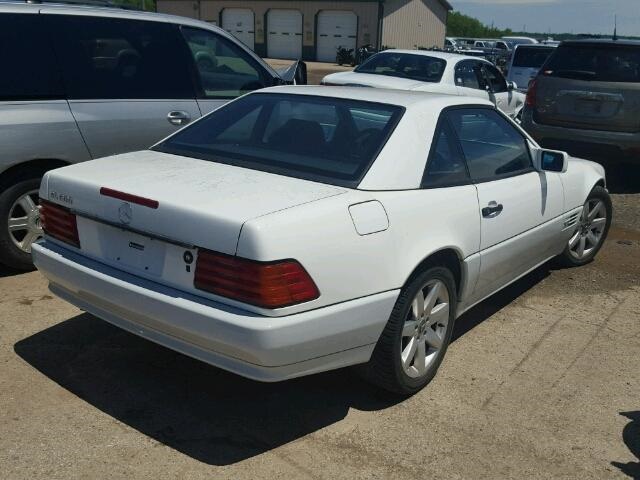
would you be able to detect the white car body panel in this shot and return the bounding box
[322,50,526,118]
[34,86,606,381]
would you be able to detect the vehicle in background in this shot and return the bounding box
[506,44,557,91]
[33,86,610,395]
[336,46,356,66]
[521,39,640,162]
[0,3,305,271]
[356,44,378,64]
[444,37,459,51]
[502,36,539,46]
[322,50,525,118]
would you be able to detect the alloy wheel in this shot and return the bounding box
[7,190,42,254]
[401,279,450,378]
[568,199,607,260]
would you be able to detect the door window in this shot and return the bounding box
[181,27,268,99]
[0,14,63,100]
[482,64,508,93]
[50,15,193,99]
[422,121,469,188]
[447,108,532,181]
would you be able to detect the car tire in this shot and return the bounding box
[361,266,457,396]
[556,185,612,268]
[0,177,43,271]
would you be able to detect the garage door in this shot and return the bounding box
[316,11,357,63]
[222,8,254,50]
[267,9,302,60]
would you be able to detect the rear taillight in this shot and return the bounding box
[526,78,538,107]
[194,249,319,309]
[40,200,80,247]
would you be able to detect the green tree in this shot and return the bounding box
[447,11,512,38]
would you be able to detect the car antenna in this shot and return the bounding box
[613,14,618,41]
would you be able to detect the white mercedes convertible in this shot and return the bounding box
[33,86,611,395]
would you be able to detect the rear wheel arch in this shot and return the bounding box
[0,159,70,192]
[404,248,464,298]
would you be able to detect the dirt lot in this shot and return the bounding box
[1,63,639,479]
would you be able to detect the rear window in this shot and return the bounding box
[153,93,404,187]
[355,52,447,83]
[543,44,640,82]
[512,47,555,68]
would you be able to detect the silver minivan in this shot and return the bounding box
[506,44,557,92]
[0,3,304,270]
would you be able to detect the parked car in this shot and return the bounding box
[521,39,640,160]
[0,3,305,271]
[321,50,526,118]
[506,44,557,92]
[33,86,611,395]
[502,36,539,46]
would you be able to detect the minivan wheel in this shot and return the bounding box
[0,178,43,271]
[362,266,457,395]
[557,185,612,267]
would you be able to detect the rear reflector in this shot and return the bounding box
[40,200,80,247]
[100,187,159,209]
[525,77,538,107]
[194,249,319,309]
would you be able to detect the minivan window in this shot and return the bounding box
[355,52,447,83]
[154,93,404,187]
[543,44,640,82]
[512,46,555,68]
[181,27,269,99]
[50,15,193,99]
[0,14,63,100]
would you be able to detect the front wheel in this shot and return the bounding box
[361,266,457,395]
[0,177,44,271]
[557,185,611,267]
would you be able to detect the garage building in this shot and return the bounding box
[157,0,452,61]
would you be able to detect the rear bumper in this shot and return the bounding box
[32,240,398,382]
[522,108,640,160]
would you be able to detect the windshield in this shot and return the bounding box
[153,93,404,187]
[354,52,447,83]
[512,47,555,68]
[543,44,640,82]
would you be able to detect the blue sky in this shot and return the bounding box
[450,0,639,36]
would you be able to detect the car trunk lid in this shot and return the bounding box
[323,72,425,90]
[43,150,346,257]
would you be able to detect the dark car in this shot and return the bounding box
[521,39,640,161]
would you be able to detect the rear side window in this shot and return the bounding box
[512,47,555,68]
[454,61,481,89]
[154,93,404,187]
[0,14,63,100]
[447,108,532,181]
[355,52,447,83]
[543,44,640,82]
[422,121,469,188]
[181,27,269,99]
[50,15,193,99]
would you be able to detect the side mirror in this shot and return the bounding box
[535,148,568,173]
[274,60,308,85]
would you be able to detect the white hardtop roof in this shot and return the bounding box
[253,85,494,110]
[378,49,491,63]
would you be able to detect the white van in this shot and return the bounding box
[506,44,557,91]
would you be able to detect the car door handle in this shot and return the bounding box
[482,202,504,217]
[167,111,190,126]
